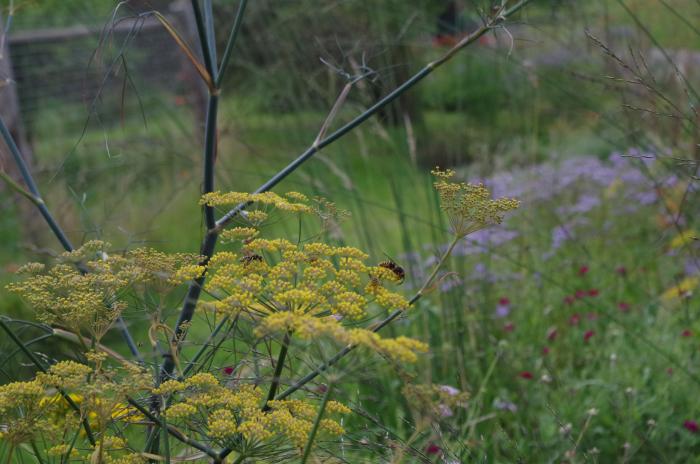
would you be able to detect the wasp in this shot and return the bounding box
[378,259,406,284]
[239,254,263,266]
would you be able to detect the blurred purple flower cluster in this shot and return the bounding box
[402,150,678,290]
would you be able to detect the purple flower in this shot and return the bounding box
[494,399,518,412]
[453,229,519,256]
[495,302,510,318]
[684,420,699,434]
[558,194,600,214]
[473,262,488,275]
[440,385,460,396]
[439,274,463,292]
[685,259,700,276]
[438,404,454,418]
[634,190,658,205]
[552,224,572,249]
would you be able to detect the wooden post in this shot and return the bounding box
[0,13,42,245]
[0,13,33,170]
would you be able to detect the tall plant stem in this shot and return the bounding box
[0,318,96,446]
[181,315,230,377]
[158,96,219,383]
[0,118,143,362]
[190,0,215,77]
[158,0,255,384]
[126,398,219,459]
[263,331,291,409]
[300,382,333,464]
[203,95,219,230]
[216,0,248,88]
[203,0,218,82]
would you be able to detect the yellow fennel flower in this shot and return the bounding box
[432,167,519,238]
[661,276,699,302]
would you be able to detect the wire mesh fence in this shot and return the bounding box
[6,1,205,139]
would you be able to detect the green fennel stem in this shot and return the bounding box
[417,235,461,297]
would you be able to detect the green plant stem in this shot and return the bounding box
[216,0,248,88]
[203,0,218,82]
[465,348,501,442]
[300,382,333,464]
[160,405,171,464]
[144,314,234,451]
[4,332,54,362]
[263,331,291,410]
[0,318,96,446]
[203,95,219,229]
[181,315,230,377]
[158,98,219,383]
[417,235,461,296]
[29,441,45,464]
[0,170,42,205]
[126,398,219,459]
[190,0,214,77]
[5,443,14,464]
[159,0,251,383]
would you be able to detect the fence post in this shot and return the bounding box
[0,13,43,244]
[0,13,33,170]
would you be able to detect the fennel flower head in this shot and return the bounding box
[432,168,520,238]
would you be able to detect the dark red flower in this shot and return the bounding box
[682,329,693,338]
[569,313,581,326]
[222,366,235,376]
[425,443,442,455]
[583,330,595,343]
[618,302,630,312]
[578,266,589,276]
[587,289,599,297]
[684,420,699,434]
[547,328,558,341]
[542,346,550,356]
[575,290,586,299]
[433,34,459,47]
[503,322,515,332]
[667,367,674,376]
[519,371,534,380]
[564,295,576,305]
[316,384,329,394]
[499,297,511,306]
[616,266,627,276]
